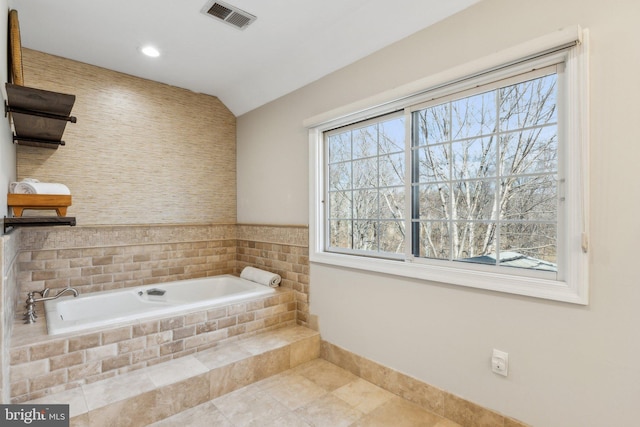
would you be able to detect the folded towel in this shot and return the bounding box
[11,179,70,195]
[240,266,281,287]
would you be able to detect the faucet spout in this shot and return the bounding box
[23,287,79,324]
[55,287,79,298]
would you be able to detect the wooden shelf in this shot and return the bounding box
[3,216,76,234]
[5,83,76,148]
[7,194,72,217]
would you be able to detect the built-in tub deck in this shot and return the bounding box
[25,325,320,426]
[10,281,296,403]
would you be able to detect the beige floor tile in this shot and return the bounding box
[249,368,298,391]
[255,411,313,427]
[213,389,290,426]
[332,378,396,414]
[352,396,459,427]
[294,359,359,392]
[148,401,234,427]
[263,373,328,410]
[295,394,364,427]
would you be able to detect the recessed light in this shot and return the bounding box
[141,46,160,58]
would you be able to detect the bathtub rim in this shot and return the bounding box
[42,274,280,337]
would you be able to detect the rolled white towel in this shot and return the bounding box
[240,266,281,287]
[11,179,70,195]
[10,178,39,193]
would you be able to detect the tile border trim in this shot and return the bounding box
[320,340,530,427]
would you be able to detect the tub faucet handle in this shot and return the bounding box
[35,288,50,298]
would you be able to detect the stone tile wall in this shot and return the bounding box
[236,224,310,328]
[15,224,238,305]
[1,230,21,403]
[20,49,237,226]
[7,223,310,402]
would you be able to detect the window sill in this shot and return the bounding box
[310,250,587,305]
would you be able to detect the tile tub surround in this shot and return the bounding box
[236,224,310,328]
[16,224,310,327]
[16,224,238,305]
[321,341,530,427]
[26,325,320,426]
[10,288,296,403]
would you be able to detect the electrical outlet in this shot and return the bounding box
[491,349,509,376]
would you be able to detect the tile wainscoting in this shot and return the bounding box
[321,341,530,427]
[14,224,310,322]
[236,224,310,328]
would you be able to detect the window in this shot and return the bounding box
[309,28,589,304]
[410,67,559,273]
[326,113,406,257]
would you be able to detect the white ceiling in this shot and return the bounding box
[10,0,479,116]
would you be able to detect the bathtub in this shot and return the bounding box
[44,275,277,336]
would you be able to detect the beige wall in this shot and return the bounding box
[18,49,236,226]
[237,0,640,426]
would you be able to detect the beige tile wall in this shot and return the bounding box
[18,49,236,225]
[16,224,237,305]
[8,223,310,402]
[1,230,21,403]
[236,224,310,327]
[14,224,310,321]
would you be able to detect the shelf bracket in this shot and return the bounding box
[5,103,77,123]
[13,135,65,148]
[3,216,76,234]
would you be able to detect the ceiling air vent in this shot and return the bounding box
[201,1,257,30]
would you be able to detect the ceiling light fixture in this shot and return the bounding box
[141,46,160,58]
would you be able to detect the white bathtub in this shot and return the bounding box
[44,275,276,336]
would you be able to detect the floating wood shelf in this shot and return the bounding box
[7,194,72,217]
[5,83,76,148]
[3,216,76,234]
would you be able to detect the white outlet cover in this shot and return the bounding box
[492,349,509,376]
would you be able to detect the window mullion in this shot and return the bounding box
[448,101,454,261]
[350,130,354,251]
[409,111,420,258]
[495,87,501,266]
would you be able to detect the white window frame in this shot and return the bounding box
[307,27,589,304]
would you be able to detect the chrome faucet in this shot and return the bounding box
[23,287,79,324]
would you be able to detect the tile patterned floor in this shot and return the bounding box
[150,358,461,427]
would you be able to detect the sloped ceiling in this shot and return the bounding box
[10,0,480,116]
